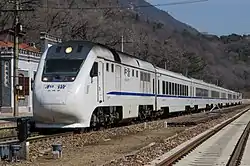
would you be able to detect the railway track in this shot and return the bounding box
[0,132,73,146]
[0,104,246,160]
[149,107,250,166]
[0,126,16,130]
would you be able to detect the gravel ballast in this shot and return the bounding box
[3,105,249,166]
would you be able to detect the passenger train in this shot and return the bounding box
[32,41,243,129]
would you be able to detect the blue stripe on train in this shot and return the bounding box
[107,91,230,100]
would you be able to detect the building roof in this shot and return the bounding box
[0,41,40,53]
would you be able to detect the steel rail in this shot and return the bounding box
[0,126,16,130]
[227,121,250,166]
[0,132,73,145]
[156,108,250,166]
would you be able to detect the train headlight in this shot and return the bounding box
[71,77,75,81]
[43,77,48,81]
[65,47,73,54]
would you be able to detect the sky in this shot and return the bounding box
[145,0,250,36]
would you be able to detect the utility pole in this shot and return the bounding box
[13,0,20,117]
[121,35,124,52]
[0,0,34,117]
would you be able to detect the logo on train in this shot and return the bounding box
[45,84,66,90]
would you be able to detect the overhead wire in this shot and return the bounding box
[36,0,208,10]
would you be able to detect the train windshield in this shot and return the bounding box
[42,59,84,82]
[43,59,83,74]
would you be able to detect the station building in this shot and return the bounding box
[0,30,61,114]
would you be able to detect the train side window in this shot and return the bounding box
[185,86,187,96]
[169,82,172,95]
[171,83,174,95]
[181,85,182,95]
[158,80,160,94]
[106,63,109,72]
[177,84,180,95]
[180,85,182,96]
[181,85,184,96]
[90,62,98,77]
[166,82,169,95]
[162,81,165,94]
[175,83,177,95]
[184,85,186,96]
[111,64,114,72]
[153,79,155,94]
[132,69,134,77]
[136,71,138,77]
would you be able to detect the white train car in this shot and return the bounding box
[155,67,192,113]
[32,41,242,129]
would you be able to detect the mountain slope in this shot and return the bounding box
[118,0,199,34]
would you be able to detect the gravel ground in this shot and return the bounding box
[104,108,246,166]
[3,105,248,166]
[0,129,16,139]
[0,123,16,139]
[0,122,16,128]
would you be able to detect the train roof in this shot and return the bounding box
[51,40,240,94]
[51,40,155,72]
[156,67,191,82]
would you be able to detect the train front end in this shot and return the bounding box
[33,41,94,129]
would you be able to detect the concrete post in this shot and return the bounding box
[19,141,29,160]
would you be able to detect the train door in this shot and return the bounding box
[190,83,193,105]
[97,60,104,103]
[115,65,121,91]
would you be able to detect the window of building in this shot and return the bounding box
[111,64,114,72]
[106,63,109,72]
[18,74,29,96]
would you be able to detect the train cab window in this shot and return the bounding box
[90,62,98,77]
[77,45,83,52]
[56,46,61,53]
[106,63,109,72]
[111,64,114,72]
[132,69,134,77]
